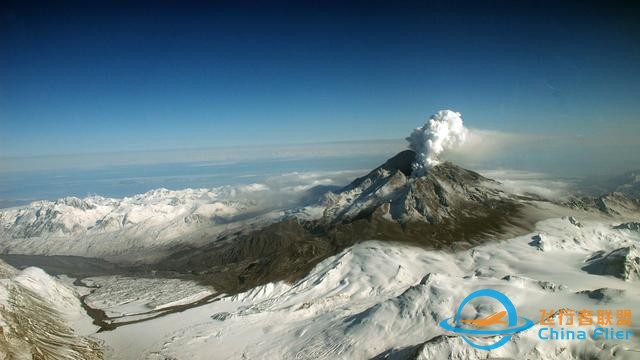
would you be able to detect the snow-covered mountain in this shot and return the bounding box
[321,150,518,225]
[0,185,278,262]
[0,260,101,359]
[320,151,640,229]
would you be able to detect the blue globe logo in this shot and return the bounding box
[439,289,535,350]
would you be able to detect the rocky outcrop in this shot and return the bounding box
[582,245,640,281]
[577,288,626,303]
[614,222,640,231]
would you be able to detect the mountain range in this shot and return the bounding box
[2,151,639,294]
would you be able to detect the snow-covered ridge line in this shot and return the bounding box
[0,184,279,261]
[2,184,266,237]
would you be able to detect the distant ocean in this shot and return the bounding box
[0,155,385,208]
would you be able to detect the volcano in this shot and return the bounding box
[156,151,535,294]
[321,149,522,226]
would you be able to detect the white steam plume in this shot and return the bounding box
[406,110,468,176]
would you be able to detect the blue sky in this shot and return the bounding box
[1,1,639,166]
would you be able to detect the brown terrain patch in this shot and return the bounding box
[154,198,532,295]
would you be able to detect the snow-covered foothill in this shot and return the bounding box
[89,217,640,359]
[0,260,101,359]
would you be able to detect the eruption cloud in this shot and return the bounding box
[406,110,468,176]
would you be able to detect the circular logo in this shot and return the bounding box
[439,289,534,350]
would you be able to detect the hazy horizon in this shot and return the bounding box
[2,133,639,208]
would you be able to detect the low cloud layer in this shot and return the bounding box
[479,169,575,200]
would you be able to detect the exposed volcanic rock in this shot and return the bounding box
[614,222,640,231]
[159,219,334,292]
